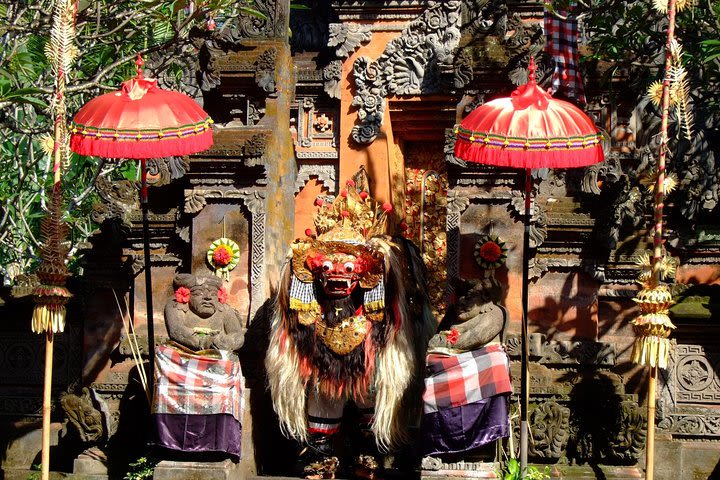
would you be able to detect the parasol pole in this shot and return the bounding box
[645,0,677,477]
[140,157,155,388]
[519,168,532,473]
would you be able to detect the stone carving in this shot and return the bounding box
[60,387,105,443]
[509,191,547,250]
[445,190,470,290]
[566,372,646,464]
[328,23,372,58]
[504,333,616,367]
[146,157,190,187]
[254,47,278,94]
[444,128,466,167]
[528,401,570,460]
[658,411,720,437]
[429,277,505,351]
[164,274,245,352]
[243,133,269,158]
[323,60,342,99]
[92,176,137,225]
[351,1,467,144]
[295,163,338,194]
[606,400,646,464]
[184,191,207,214]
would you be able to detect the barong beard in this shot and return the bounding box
[289,274,392,401]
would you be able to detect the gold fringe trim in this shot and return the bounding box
[289,298,320,313]
[631,335,672,369]
[31,304,66,333]
[364,300,385,312]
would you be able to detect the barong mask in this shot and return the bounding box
[288,178,389,326]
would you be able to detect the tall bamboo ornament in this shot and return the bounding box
[32,1,77,479]
[630,0,694,478]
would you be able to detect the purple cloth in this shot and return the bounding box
[154,413,241,458]
[421,394,509,456]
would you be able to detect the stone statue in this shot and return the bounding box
[60,387,105,444]
[163,273,245,352]
[154,273,246,458]
[429,277,506,351]
[422,275,512,463]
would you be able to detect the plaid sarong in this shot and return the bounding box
[153,344,243,421]
[423,344,511,414]
[544,4,586,104]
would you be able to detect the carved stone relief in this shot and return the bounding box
[255,47,278,94]
[291,97,339,159]
[328,23,372,58]
[350,1,468,144]
[183,189,266,318]
[294,163,338,194]
[528,401,570,460]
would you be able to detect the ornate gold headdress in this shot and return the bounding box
[313,166,393,243]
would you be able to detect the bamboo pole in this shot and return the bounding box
[41,331,54,480]
[645,0,677,478]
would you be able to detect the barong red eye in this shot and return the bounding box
[344,262,355,273]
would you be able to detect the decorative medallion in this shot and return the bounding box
[473,235,508,270]
[207,238,241,280]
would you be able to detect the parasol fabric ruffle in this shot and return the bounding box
[70,128,213,159]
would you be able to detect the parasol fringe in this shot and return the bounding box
[69,132,213,160]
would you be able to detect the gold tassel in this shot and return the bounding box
[631,285,675,368]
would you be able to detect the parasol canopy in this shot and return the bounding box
[68,55,214,401]
[70,59,213,159]
[453,58,605,474]
[454,60,603,169]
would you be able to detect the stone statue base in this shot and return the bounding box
[153,459,240,480]
[421,460,500,479]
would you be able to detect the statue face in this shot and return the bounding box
[306,252,367,298]
[189,284,218,318]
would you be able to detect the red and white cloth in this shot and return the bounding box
[153,344,243,421]
[423,343,512,414]
[544,4,586,104]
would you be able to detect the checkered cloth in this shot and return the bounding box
[423,344,512,414]
[544,4,586,104]
[153,344,243,422]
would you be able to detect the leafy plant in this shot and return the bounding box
[0,0,262,284]
[124,456,158,480]
[496,458,550,480]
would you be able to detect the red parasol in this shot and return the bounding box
[454,58,604,473]
[70,55,213,390]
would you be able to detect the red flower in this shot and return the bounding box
[341,210,350,218]
[305,228,314,237]
[359,191,368,200]
[446,328,461,345]
[212,245,233,267]
[175,287,191,304]
[217,288,228,304]
[382,202,393,213]
[315,198,324,207]
[341,189,348,198]
[479,241,503,262]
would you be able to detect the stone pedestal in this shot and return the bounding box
[421,461,500,479]
[153,459,240,480]
[73,448,108,478]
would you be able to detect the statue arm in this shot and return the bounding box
[211,306,245,351]
[164,301,211,350]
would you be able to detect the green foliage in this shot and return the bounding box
[26,463,41,480]
[124,456,158,480]
[496,459,550,480]
[0,0,263,283]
